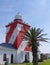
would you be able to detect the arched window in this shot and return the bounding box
[3,54,6,61]
[11,54,13,63]
[25,52,29,62]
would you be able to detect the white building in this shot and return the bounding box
[0,43,33,64]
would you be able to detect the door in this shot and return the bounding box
[11,54,13,63]
[25,52,29,62]
[3,54,6,61]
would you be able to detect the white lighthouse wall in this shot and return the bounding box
[16,51,25,63]
[38,51,41,60]
[0,54,4,64]
[0,48,17,64]
[29,52,33,62]
[0,47,40,64]
[16,51,33,63]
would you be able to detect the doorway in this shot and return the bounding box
[3,54,6,61]
[11,54,13,63]
[25,52,29,62]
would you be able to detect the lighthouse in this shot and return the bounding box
[5,13,33,63]
[5,13,30,51]
[0,13,40,64]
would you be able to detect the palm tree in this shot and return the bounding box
[24,27,48,65]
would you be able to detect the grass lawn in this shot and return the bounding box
[10,59,50,65]
[38,59,50,65]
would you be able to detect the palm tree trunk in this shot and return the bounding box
[33,53,38,65]
[32,46,38,65]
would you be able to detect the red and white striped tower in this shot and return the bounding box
[5,13,31,52]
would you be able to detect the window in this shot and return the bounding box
[11,54,13,63]
[3,54,6,61]
[17,24,23,30]
[25,52,29,62]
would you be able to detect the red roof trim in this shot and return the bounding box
[6,19,30,27]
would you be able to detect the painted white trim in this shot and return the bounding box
[17,40,28,54]
[8,24,23,45]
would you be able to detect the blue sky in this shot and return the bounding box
[0,0,50,53]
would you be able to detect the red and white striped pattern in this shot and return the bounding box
[6,20,31,51]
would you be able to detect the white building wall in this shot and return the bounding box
[0,47,40,64]
[0,54,4,64]
[0,48,27,64]
[16,51,25,63]
[29,52,33,62]
[16,51,33,63]
[7,54,11,63]
[0,48,17,64]
[38,51,41,60]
